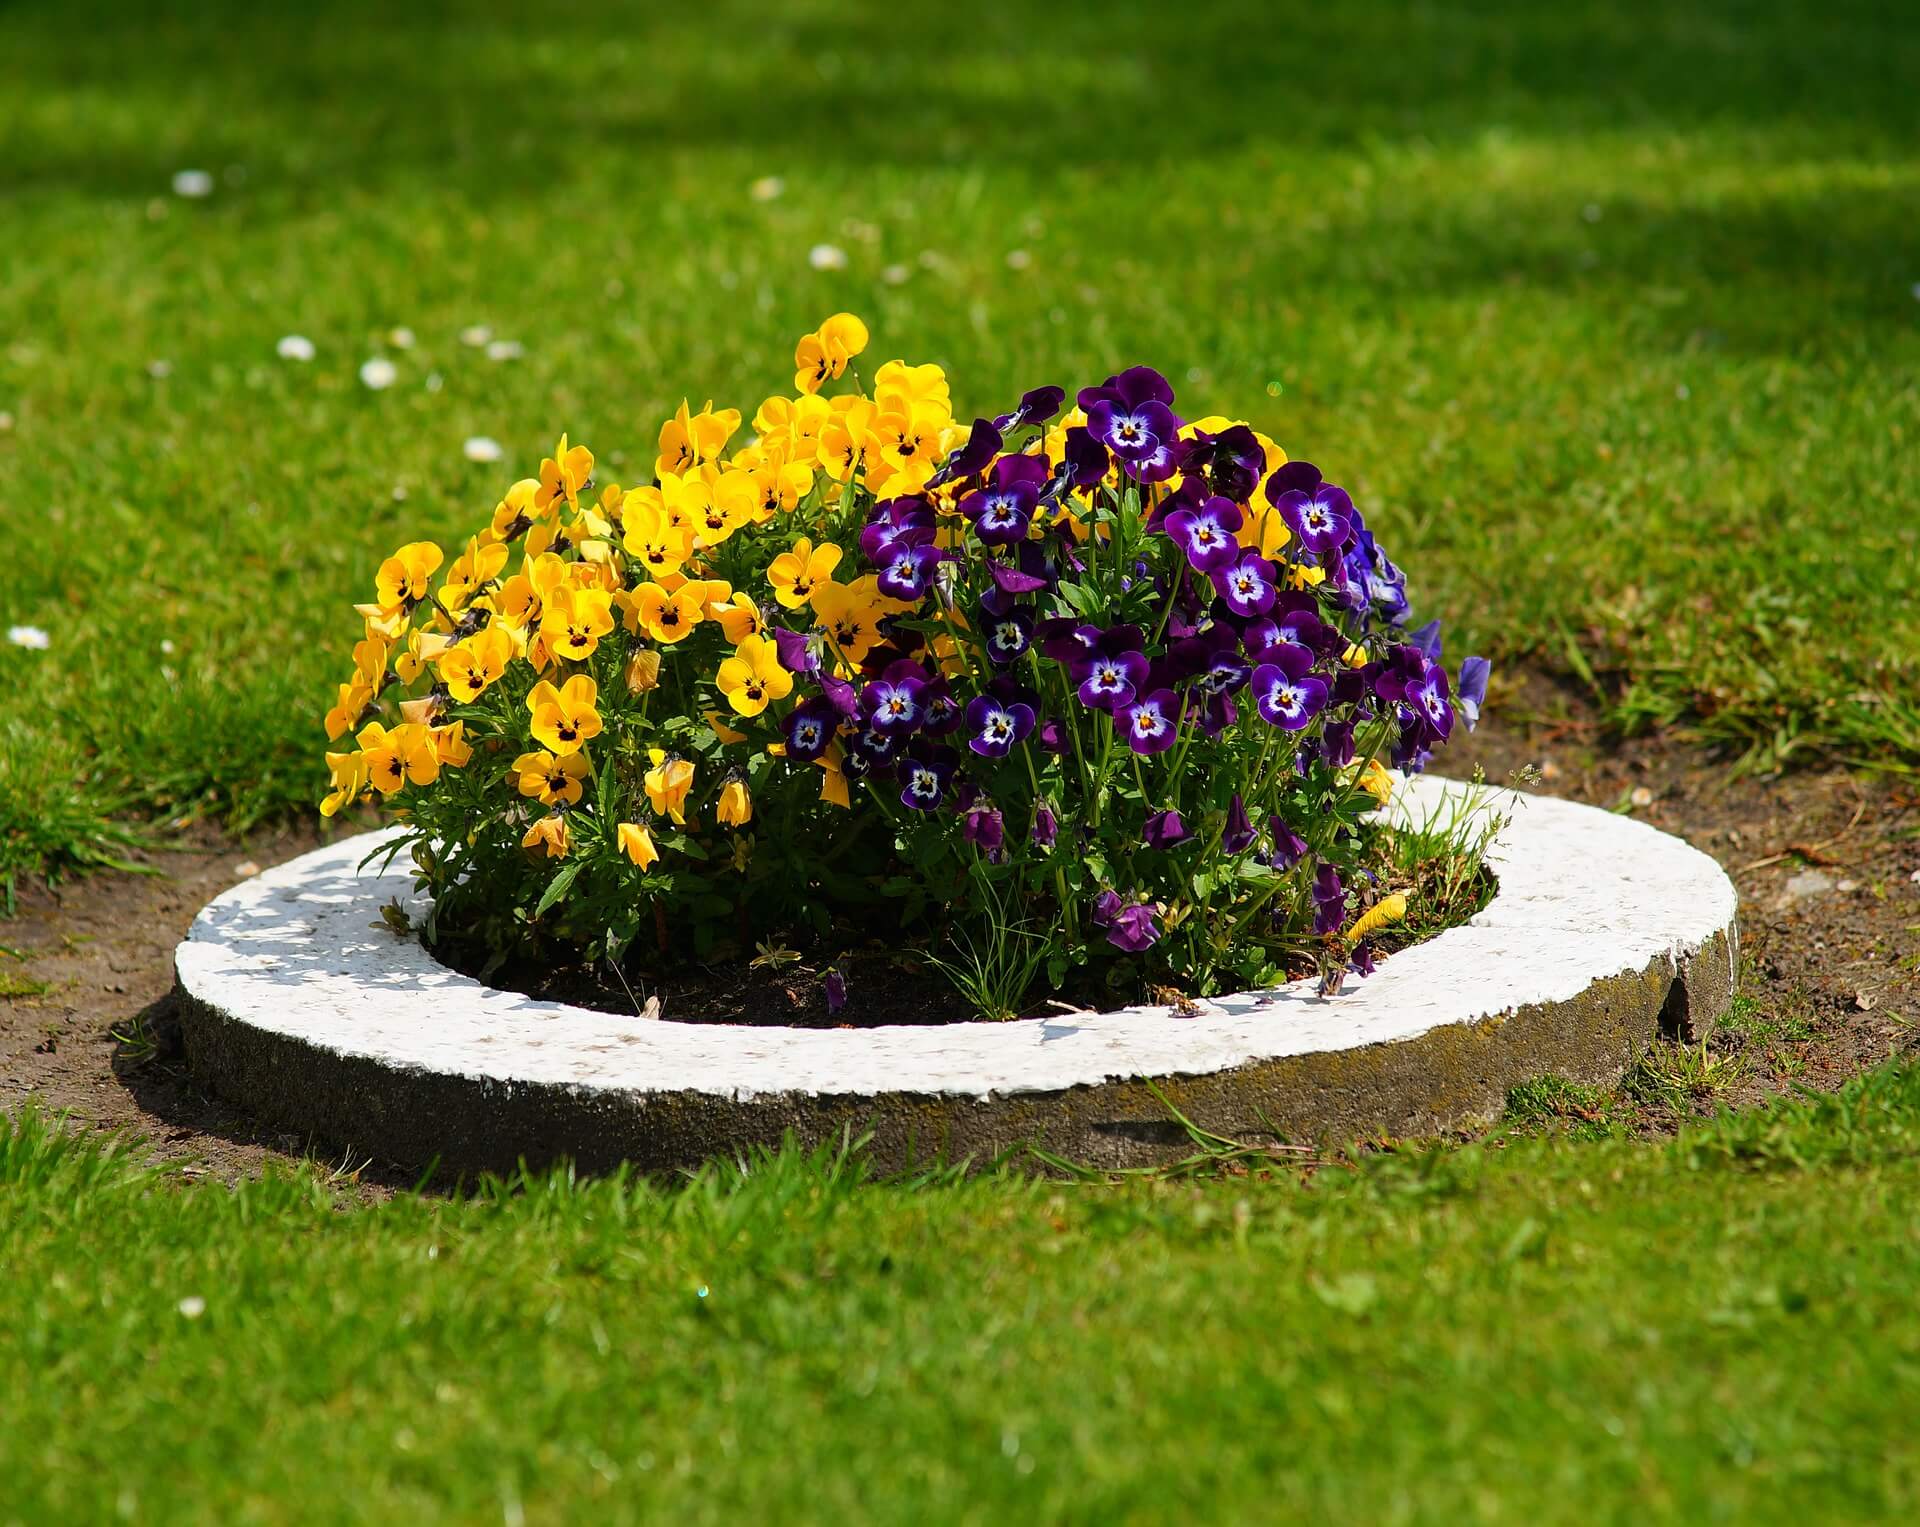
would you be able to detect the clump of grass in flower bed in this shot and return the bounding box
[321,316,1490,1017]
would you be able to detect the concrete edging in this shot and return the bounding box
[174,776,1739,1175]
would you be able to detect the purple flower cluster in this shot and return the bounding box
[761,363,1486,979]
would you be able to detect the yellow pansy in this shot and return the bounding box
[324,678,374,740]
[432,720,473,769]
[815,743,851,809]
[374,541,444,612]
[522,814,572,859]
[351,635,389,688]
[526,673,602,757]
[495,552,570,632]
[656,400,741,480]
[872,358,949,414]
[624,648,662,695]
[690,474,752,549]
[817,398,875,481]
[715,775,753,828]
[512,748,589,807]
[489,479,544,542]
[767,537,843,609]
[539,586,615,663]
[393,628,450,684]
[715,633,793,718]
[536,434,593,514]
[811,578,887,665]
[1352,757,1394,807]
[1237,504,1291,559]
[441,625,515,704]
[443,536,510,612]
[320,750,366,817]
[630,581,705,644]
[710,596,762,644]
[793,312,869,394]
[621,495,695,579]
[358,720,440,796]
[704,708,748,745]
[644,749,696,824]
[1346,892,1409,944]
[867,401,945,493]
[617,821,660,870]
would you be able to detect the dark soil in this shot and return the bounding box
[3,668,1916,1178]
[433,936,990,1027]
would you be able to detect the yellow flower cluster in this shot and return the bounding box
[320,313,986,866]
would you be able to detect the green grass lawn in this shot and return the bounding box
[2,0,1918,891]
[7,1070,1920,1523]
[4,6,1919,1518]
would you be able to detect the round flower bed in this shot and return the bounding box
[175,775,1737,1176]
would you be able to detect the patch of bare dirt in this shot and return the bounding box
[2,671,1916,1175]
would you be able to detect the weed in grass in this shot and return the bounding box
[0,967,50,999]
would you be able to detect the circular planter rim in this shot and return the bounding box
[174,775,1737,1103]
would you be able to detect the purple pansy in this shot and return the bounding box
[772,626,822,676]
[1162,495,1244,574]
[992,385,1066,434]
[875,541,946,603]
[1252,645,1330,730]
[1144,809,1188,850]
[1271,479,1355,558]
[782,697,838,762]
[960,454,1048,547]
[1110,900,1161,952]
[1119,688,1181,754]
[1222,794,1255,855]
[898,751,954,812]
[1457,656,1490,730]
[1313,864,1346,936]
[1081,366,1181,482]
[1031,805,1058,847]
[926,417,1002,490]
[965,693,1036,757]
[962,803,1005,856]
[1212,550,1279,617]
[1177,423,1264,503]
[983,604,1035,665]
[860,662,930,735]
[823,967,847,1015]
[1070,625,1150,711]
[1268,819,1309,870]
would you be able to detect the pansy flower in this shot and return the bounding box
[992,385,1065,434]
[1091,889,1161,952]
[617,821,660,870]
[919,678,963,735]
[768,536,844,609]
[982,604,1035,666]
[1070,624,1150,711]
[1163,495,1244,574]
[1177,423,1264,503]
[1269,472,1354,558]
[811,580,887,665]
[1252,645,1329,731]
[373,541,444,613]
[925,416,1002,490]
[1080,366,1181,482]
[961,803,1005,856]
[512,747,588,807]
[1212,550,1279,618]
[783,697,839,761]
[959,454,1048,547]
[1313,864,1347,936]
[875,540,945,603]
[860,661,930,734]
[964,693,1035,758]
[643,749,695,824]
[1222,794,1255,855]
[526,673,602,757]
[1143,809,1188,850]
[1119,688,1181,754]
[629,581,704,645]
[716,633,793,718]
[539,586,615,662]
[1031,805,1059,847]
[535,435,593,514]
[1457,656,1491,730]
[899,750,955,812]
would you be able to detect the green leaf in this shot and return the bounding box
[533,861,583,919]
